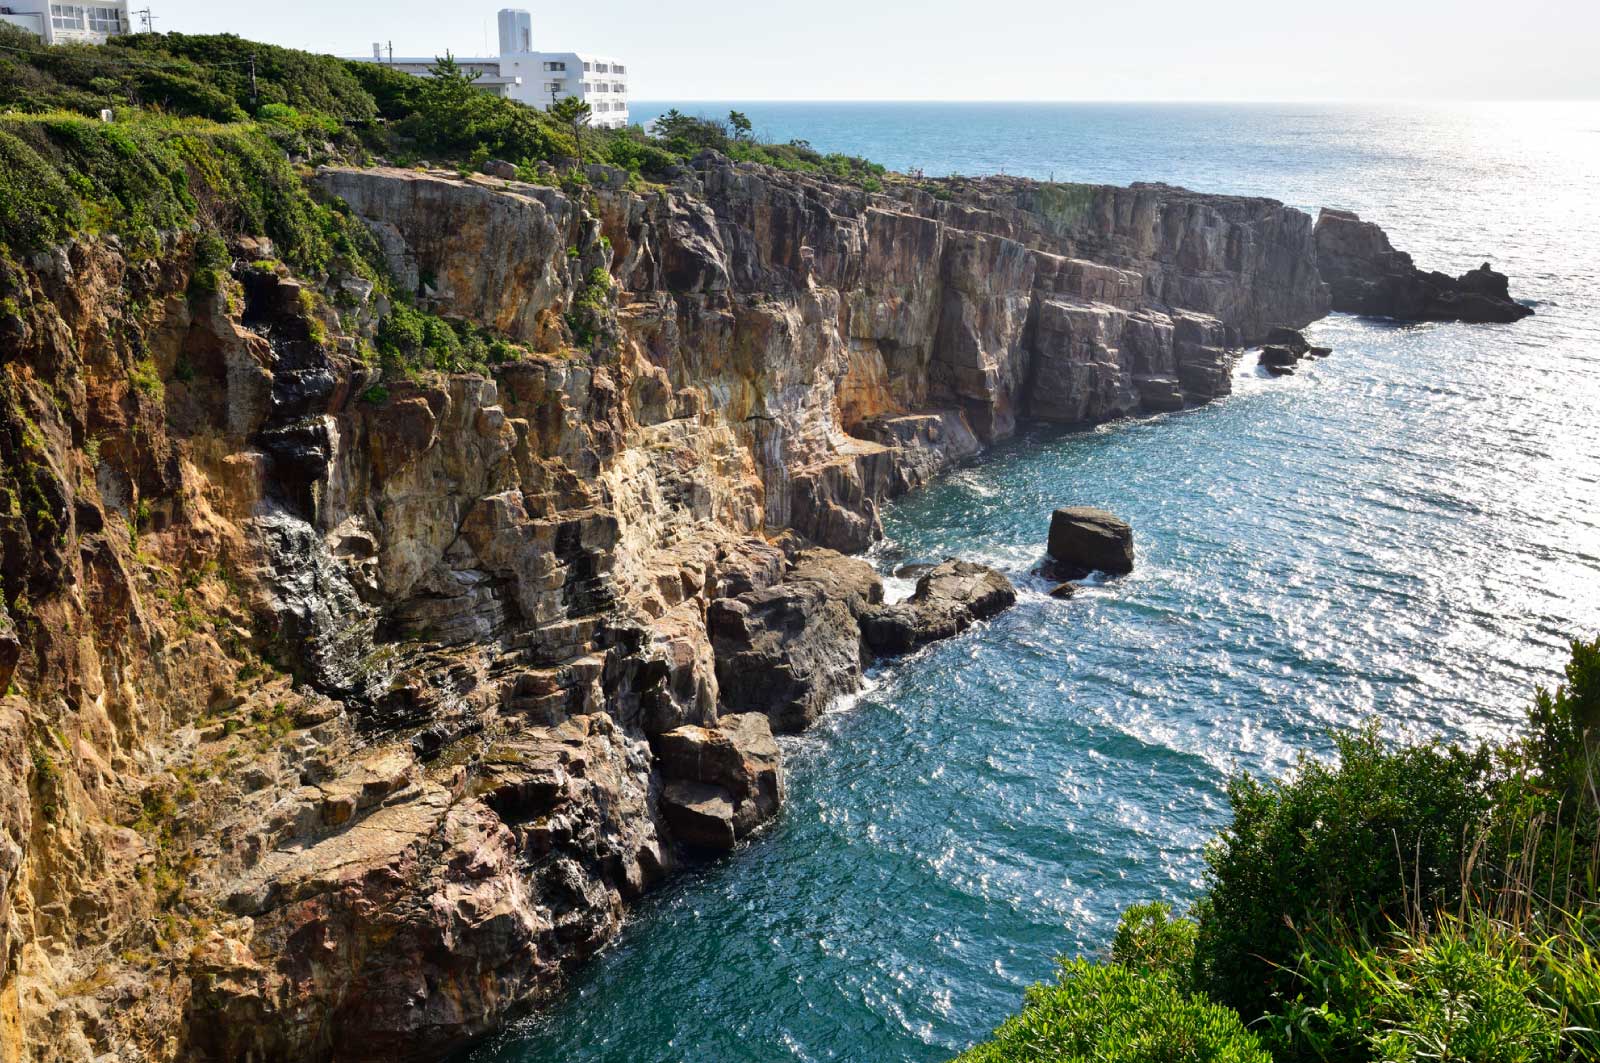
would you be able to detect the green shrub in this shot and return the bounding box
[953,959,1269,1063]
[1193,727,1498,1023]
[1525,637,1600,806]
[1271,913,1564,1063]
[1112,902,1198,987]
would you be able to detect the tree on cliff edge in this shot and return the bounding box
[550,96,593,167]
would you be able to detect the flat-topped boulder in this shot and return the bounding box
[861,559,1017,656]
[1046,507,1135,578]
[655,713,784,851]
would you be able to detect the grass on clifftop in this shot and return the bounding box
[0,24,884,213]
[957,635,1600,1063]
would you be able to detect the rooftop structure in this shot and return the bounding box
[0,1,131,44]
[352,8,629,129]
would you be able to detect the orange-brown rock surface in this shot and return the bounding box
[0,154,1339,1061]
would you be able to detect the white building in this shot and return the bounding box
[0,1,131,44]
[353,8,630,129]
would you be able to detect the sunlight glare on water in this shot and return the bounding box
[469,101,1600,1063]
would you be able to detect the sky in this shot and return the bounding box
[146,0,1600,101]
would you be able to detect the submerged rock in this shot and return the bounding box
[860,559,1017,656]
[1046,507,1135,578]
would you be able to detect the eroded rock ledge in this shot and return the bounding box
[0,152,1528,1062]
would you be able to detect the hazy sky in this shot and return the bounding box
[148,0,1599,101]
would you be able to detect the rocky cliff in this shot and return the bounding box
[1314,207,1533,323]
[0,152,1472,1062]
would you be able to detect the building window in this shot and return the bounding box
[583,62,592,71]
[50,4,85,29]
[614,65,626,74]
[86,4,122,31]
[543,61,566,71]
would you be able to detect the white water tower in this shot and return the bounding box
[497,8,532,56]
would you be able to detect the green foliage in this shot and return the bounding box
[954,959,1270,1063]
[1525,636,1600,804]
[1111,902,1198,987]
[186,230,229,296]
[30,741,61,823]
[129,357,163,401]
[353,53,572,168]
[0,110,356,270]
[1270,913,1565,1063]
[0,124,80,252]
[375,301,517,377]
[1193,726,1498,1022]
[564,266,613,349]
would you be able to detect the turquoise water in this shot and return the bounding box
[470,103,1600,1062]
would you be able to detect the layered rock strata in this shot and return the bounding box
[0,152,1513,1063]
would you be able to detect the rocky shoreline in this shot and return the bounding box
[0,151,1530,1062]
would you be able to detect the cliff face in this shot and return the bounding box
[0,154,1335,1062]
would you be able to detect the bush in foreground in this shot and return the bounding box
[953,958,1269,1063]
[957,637,1600,1063]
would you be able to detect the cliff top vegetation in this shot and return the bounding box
[0,25,885,256]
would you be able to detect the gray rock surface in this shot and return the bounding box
[654,713,784,848]
[861,559,1017,656]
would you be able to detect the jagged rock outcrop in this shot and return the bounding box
[0,151,1522,1063]
[860,560,1017,656]
[707,549,881,732]
[1314,208,1532,323]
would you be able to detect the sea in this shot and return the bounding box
[467,101,1600,1063]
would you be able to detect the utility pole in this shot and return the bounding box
[248,54,258,108]
[134,7,156,32]
[386,41,393,64]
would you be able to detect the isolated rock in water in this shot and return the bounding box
[1307,346,1332,358]
[1049,582,1080,600]
[1047,507,1135,577]
[654,713,784,849]
[860,559,1017,656]
[707,550,881,733]
[1314,208,1532,323]
[1263,326,1311,355]
[1258,346,1299,368]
